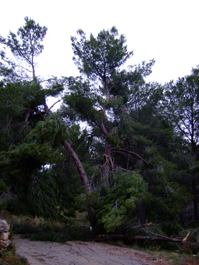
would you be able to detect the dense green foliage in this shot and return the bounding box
[0,18,199,238]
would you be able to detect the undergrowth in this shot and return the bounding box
[12,222,94,242]
[107,240,199,265]
[0,244,28,265]
[0,210,199,265]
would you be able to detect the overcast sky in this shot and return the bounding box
[1,0,199,85]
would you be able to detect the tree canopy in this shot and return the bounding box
[0,18,198,237]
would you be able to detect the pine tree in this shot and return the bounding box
[165,68,199,224]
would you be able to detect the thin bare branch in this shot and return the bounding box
[49,99,61,110]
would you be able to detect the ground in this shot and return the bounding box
[13,235,170,265]
[0,211,198,265]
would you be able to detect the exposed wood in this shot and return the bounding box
[182,231,191,243]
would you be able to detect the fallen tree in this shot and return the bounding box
[95,223,199,254]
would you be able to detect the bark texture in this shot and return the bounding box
[63,140,90,192]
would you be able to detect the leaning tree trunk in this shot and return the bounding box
[62,140,96,225]
[63,140,90,192]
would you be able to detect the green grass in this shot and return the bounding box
[0,244,28,265]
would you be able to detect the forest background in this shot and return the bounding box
[0,16,199,243]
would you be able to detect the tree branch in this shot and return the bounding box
[49,99,61,110]
[112,148,148,165]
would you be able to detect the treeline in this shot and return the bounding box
[0,17,199,236]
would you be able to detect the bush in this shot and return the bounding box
[12,222,94,242]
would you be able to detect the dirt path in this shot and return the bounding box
[12,235,168,265]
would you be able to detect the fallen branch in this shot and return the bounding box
[0,187,11,201]
[182,231,191,243]
[124,222,152,231]
[95,224,199,256]
[95,234,182,243]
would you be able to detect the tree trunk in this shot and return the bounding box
[88,204,97,228]
[25,105,33,123]
[105,81,110,101]
[99,120,112,187]
[179,214,185,228]
[63,140,96,224]
[101,141,112,186]
[63,140,90,192]
[138,204,146,225]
